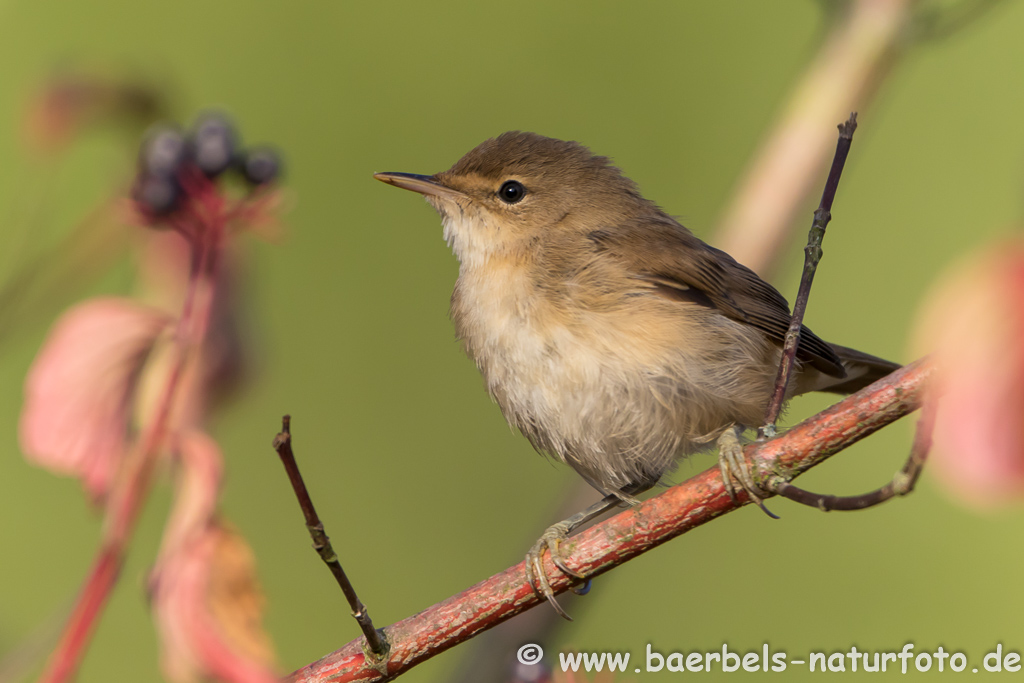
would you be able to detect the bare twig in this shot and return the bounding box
[760,114,859,439]
[272,416,389,660]
[286,358,932,683]
[771,386,936,510]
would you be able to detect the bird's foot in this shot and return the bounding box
[524,521,588,620]
[717,426,778,519]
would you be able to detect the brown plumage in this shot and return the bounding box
[377,131,898,498]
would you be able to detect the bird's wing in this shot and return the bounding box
[587,216,846,378]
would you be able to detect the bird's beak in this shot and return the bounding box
[373,172,465,199]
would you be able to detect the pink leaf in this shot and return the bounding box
[151,431,279,683]
[157,430,224,559]
[20,297,169,501]
[913,241,1024,507]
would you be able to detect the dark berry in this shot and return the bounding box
[238,147,281,186]
[140,125,186,178]
[190,112,237,178]
[133,174,181,215]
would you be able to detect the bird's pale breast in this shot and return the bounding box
[451,258,779,496]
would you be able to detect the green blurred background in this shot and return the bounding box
[0,1,1022,681]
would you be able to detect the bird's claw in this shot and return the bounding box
[717,427,778,519]
[524,522,587,620]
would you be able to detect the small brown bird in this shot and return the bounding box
[375,132,898,616]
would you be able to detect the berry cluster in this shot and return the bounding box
[132,111,281,216]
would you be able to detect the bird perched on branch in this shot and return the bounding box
[376,131,899,617]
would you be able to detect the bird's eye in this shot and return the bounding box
[498,180,526,204]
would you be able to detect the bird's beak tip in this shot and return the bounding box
[374,172,462,199]
[372,172,399,184]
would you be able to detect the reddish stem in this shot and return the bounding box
[34,549,119,683]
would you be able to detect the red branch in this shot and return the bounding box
[288,358,933,683]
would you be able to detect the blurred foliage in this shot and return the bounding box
[0,1,1022,682]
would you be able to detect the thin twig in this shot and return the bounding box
[287,358,932,683]
[272,415,389,660]
[770,387,936,510]
[760,113,858,440]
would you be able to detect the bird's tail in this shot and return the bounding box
[820,344,902,395]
